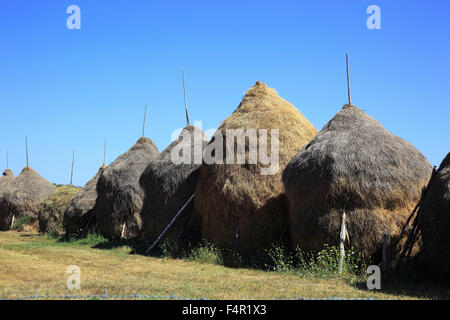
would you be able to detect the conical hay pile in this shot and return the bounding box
[0,167,55,230]
[140,125,209,242]
[96,137,159,240]
[283,104,432,259]
[418,152,450,275]
[0,169,15,194]
[39,185,81,237]
[195,81,318,256]
[63,168,102,237]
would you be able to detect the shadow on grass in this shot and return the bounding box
[353,262,450,300]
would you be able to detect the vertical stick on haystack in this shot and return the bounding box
[346,52,352,105]
[25,135,29,167]
[102,138,107,169]
[70,149,75,186]
[142,104,147,138]
[182,67,190,126]
[6,148,8,169]
[339,212,347,276]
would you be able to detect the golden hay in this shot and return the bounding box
[195,81,317,256]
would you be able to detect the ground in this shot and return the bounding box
[0,231,448,300]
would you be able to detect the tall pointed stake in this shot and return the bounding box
[102,138,107,169]
[346,52,352,105]
[70,149,75,185]
[142,104,147,138]
[6,148,8,169]
[182,67,190,126]
[25,135,29,168]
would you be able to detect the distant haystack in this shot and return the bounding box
[418,152,450,275]
[195,81,318,256]
[0,169,15,217]
[0,167,55,230]
[96,137,159,240]
[63,168,102,237]
[140,125,208,241]
[283,104,432,258]
[2,169,14,179]
[0,169,15,193]
[39,185,80,236]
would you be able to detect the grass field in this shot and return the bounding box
[0,231,448,300]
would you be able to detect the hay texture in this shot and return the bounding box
[195,81,318,256]
[283,104,432,259]
[63,168,102,237]
[418,152,450,275]
[0,169,15,195]
[140,125,209,242]
[39,185,81,236]
[0,167,55,230]
[96,137,159,240]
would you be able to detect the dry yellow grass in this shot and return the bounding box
[0,231,445,300]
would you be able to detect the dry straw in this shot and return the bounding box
[282,104,432,259]
[0,167,55,230]
[39,185,81,236]
[418,152,450,275]
[95,137,159,240]
[63,167,103,237]
[195,81,317,256]
[140,125,208,242]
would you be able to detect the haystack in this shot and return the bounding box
[0,169,15,220]
[63,168,102,237]
[194,81,318,256]
[39,185,80,236]
[140,125,208,241]
[282,104,432,258]
[0,167,55,230]
[418,152,450,275]
[95,137,159,240]
[0,169,15,193]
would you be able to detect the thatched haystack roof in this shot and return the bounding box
[283,104,432,259]
[2,169,14,179]
[140,125,209,242]
[96,137,159,240]
[0,167,55,230]
[194,81,318,256]
[39,185,81,237]
[63,168,102,237]
[418,152,450,275]
[0,169,15,192]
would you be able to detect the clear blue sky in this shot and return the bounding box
[0,0,449,186]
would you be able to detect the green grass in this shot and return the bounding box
[12,215,32,230]
[1,231,449,300]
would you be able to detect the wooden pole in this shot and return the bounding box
[10,215,15,230]
[102,138,107,168]
[25,135,29,167]
[339,212,347,276]
[346,52,352,105]
[142,104,147,137]
[6,148,8,169]
[70,149,75,186]
[182,68,190,126]
[121,223,126,239]
[383,233,391,280]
